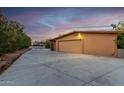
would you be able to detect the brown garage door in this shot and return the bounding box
[84,34,116,56]
[58,40,82,53]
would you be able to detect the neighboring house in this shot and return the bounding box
[50,30,124,57]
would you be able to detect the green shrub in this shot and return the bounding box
[45,40,50,48]
[117,34,124,49]
[0,10,31,56]
[0,30,8,55]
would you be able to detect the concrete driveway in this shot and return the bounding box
[0,48,124,86]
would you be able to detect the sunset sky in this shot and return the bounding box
[3,7,124,41]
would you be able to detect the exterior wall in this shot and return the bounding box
[53,41,56,51]
[83,33,117,57]
[55,33,83,53]
[53,32,117,57]
[50,41,56,51]
[57,33,80,40]
[56,40,59,51]
[55,33,80,51]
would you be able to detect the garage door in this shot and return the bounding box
[84,34,116,56]
[58,40,82,53]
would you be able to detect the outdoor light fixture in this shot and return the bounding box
[77,33,84,39]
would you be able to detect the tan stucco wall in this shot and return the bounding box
[54,32,117,57]
[51,41,56,51]
[55,33,82,51]
[57,33,80,40]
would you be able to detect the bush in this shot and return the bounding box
[0,10,31,56]
[117,34,124,49]
[0,30,8,55]
[45,40,50,48]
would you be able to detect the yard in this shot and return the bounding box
[0,47,124,86]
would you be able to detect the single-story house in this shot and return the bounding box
[50,30,124,57]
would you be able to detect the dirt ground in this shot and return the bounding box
[0,48,31,74]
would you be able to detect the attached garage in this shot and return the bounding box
[58,40,82,53]
[50,31,124,57]
[83,33,117,56]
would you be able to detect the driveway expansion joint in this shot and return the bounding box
[83,65,124,85]
[42,63,86,84]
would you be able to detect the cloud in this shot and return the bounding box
[41,18,56,31]
[4,7,124,41]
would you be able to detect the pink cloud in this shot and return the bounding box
[9,11,42,25]
[55,12,124,31]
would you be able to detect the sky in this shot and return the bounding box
[2,7,124,41]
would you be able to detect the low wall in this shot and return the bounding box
[118,49,124,58]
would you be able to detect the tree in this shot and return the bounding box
[0,8,31,56]
[114,21,124,31]
[0,30,8,56]
[117,34,124,48]
[45,39,51,48]
[5,21,25,51]
[0,9,9,55]
[113,22,124,49]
